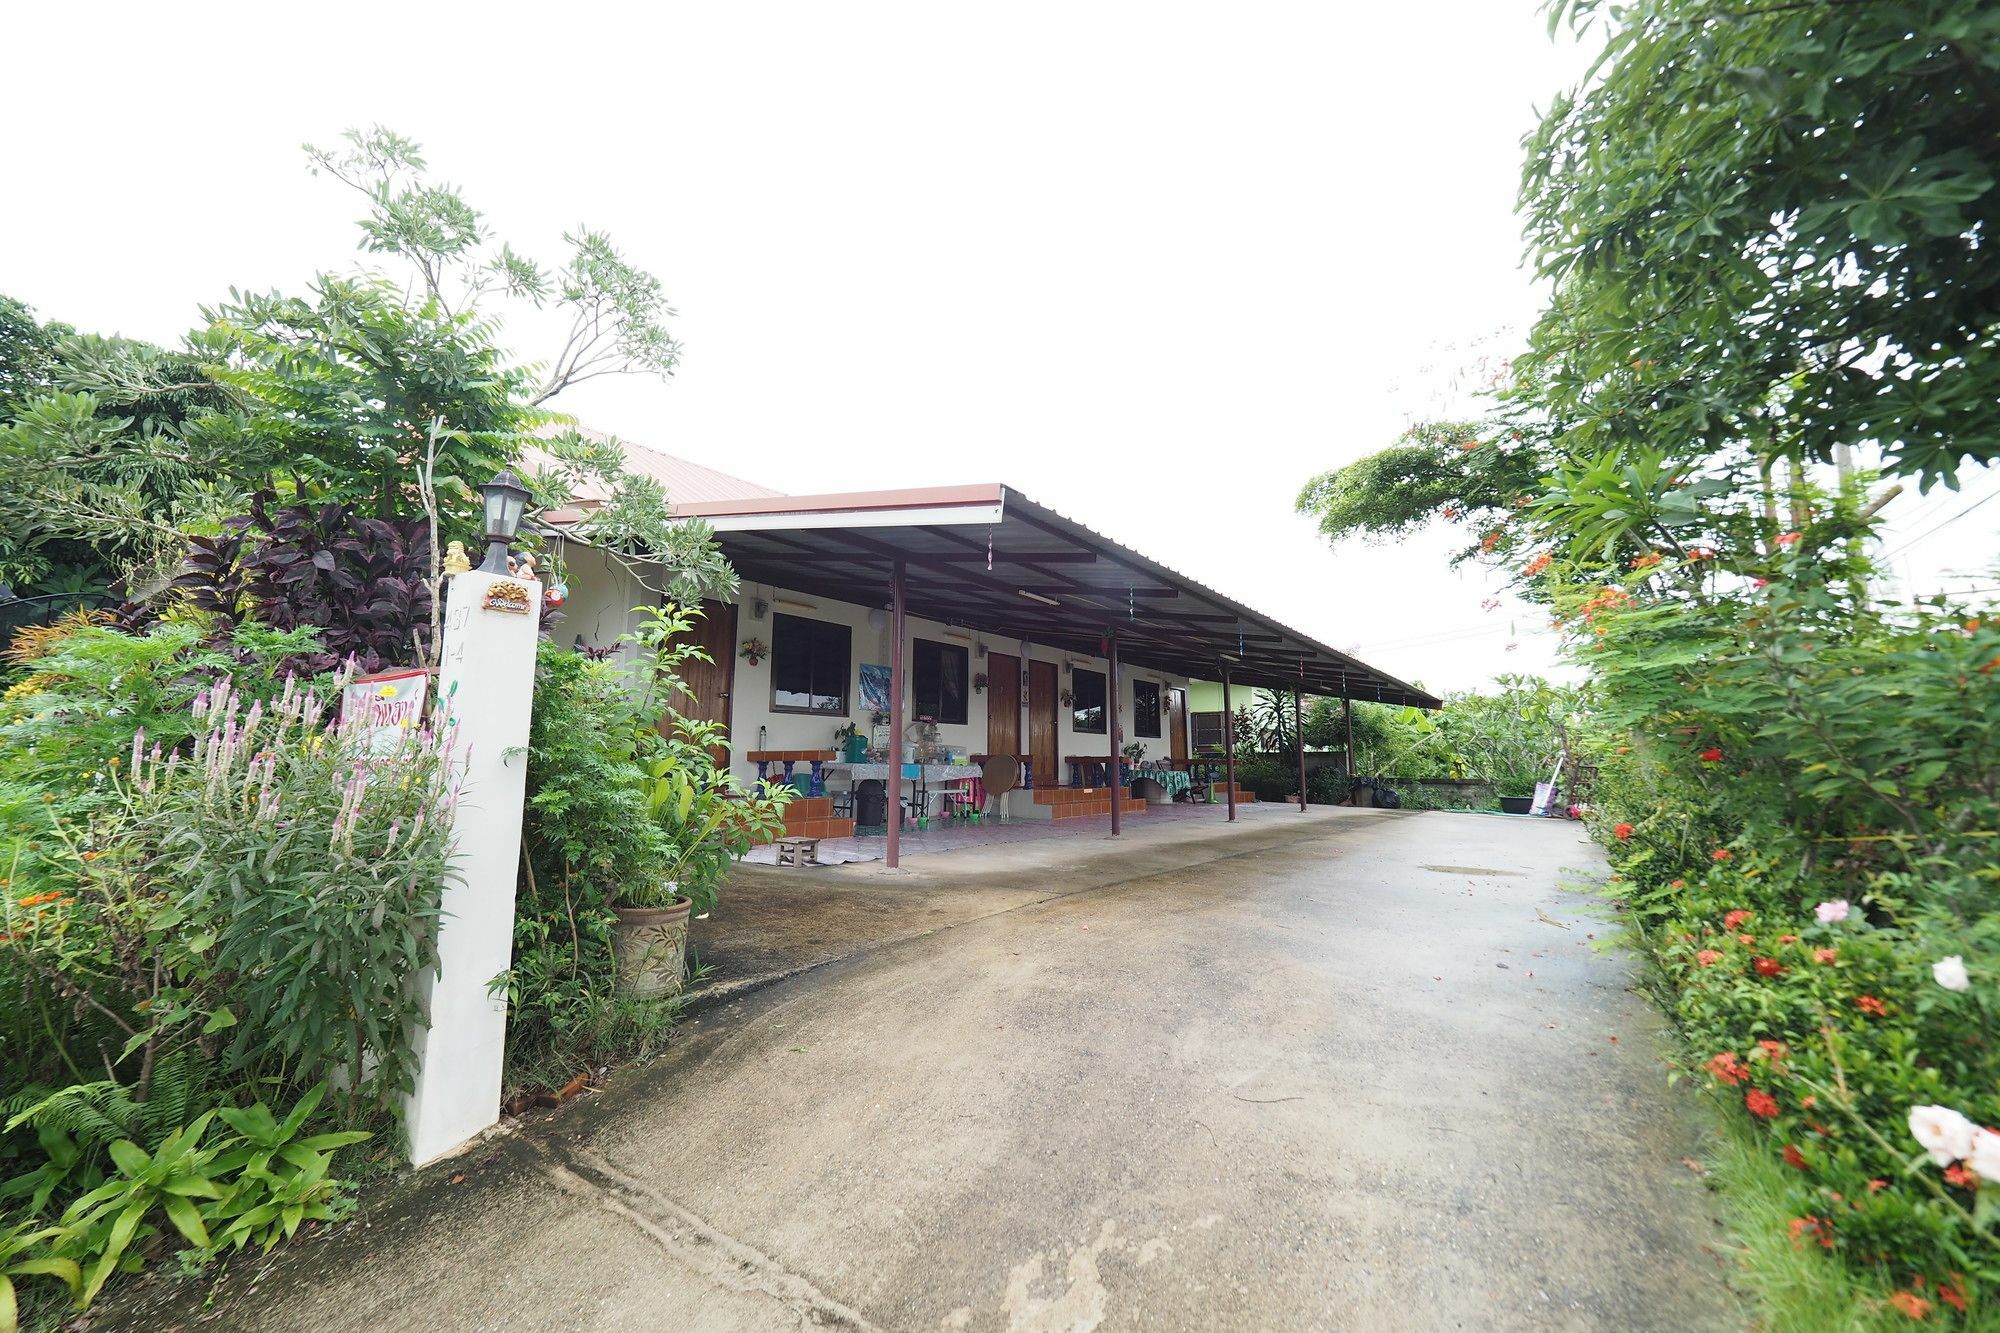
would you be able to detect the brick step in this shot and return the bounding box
[783,796,834,820]
[1045,797,1149,820]
[1033,786,1132,805]
[776,817,856,840]
[1209,785,1258,803]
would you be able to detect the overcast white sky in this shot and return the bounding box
[5,3,1993,692]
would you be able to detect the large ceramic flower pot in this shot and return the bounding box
[611,896,692,998]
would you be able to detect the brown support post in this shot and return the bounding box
[1295,688,1306,813]
[1221,663,1237,822]
[887,560,906,869]
[1108,636,1122,836]
[1343,696,1354,777]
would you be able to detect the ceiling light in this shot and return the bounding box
[1018,589,1060,607]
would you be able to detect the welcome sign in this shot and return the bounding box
[341,667,431,746]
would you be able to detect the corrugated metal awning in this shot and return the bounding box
[661,483,1438,708]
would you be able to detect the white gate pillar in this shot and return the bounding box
[405,569,541,1166]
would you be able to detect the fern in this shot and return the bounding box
[3,1052,213,1149]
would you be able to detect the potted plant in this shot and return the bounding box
[972,671,988,695]
[834,721,867,762]
[738,636,769,667]
[592,607,792,996]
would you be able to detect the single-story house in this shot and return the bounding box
[545,435,1437,865]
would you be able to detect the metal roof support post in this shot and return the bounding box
[887,560,906,869]
[1108,635,1122,837]
[1343,696,1354,779]
[1221,663,1237,822]
[1295,688,1306,813]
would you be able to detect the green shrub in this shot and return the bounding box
[1304,766,1349,805]
[505,605,789,1090]
[3,663,458,1131]
[1584,579,2000,1305]
[1,1083,367,1317]
[1232,759,1293,802]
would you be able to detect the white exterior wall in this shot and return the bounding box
[557,547,1189,787]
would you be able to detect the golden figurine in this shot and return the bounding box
[442,541,473,576]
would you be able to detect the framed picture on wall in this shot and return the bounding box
[859,662,893,715]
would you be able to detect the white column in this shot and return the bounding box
[405,569,542,1166]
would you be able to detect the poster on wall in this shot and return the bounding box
[859,663,892,716]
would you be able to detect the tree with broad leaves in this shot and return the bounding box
[1523,0,2000,495]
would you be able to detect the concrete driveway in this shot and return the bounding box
[112,808,1737,1332]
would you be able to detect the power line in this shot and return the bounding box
[1881,487,2000,559]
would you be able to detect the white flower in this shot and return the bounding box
[1967,1128,2000,1184]
[1932,955,1970,992]
[1909,1104,1978,1167]
[1815,899,1850,923]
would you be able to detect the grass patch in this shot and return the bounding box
[1702,1116,1986,1330]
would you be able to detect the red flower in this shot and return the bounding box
[1778,934,1797,944]
[1712,849,1734,862]
[1525,552,1552,576]
[1738,934,1757,946]
[1613,822,1634,840]
[1670,878,1685,888]
[1757,1039,1788,1060]
[1889,1290,1931,1320]
[1723,909,1753,930]
[1630,551,1663,569]
[1939,1280,1967,1314]
[1696,949,1724,968]
[1944,1164,1976,1189]
[1867,1178,1889,1193]
[1814,948,1838,964]
[1855,994,1888,1017]
[1783,1144,1809,1170]
[1788,1215,1833,1250]
[1776,532,1801,546]
[1752,577,1770,588]
[1706,1052,1749,1086]
[1745,1088,1780,1119]
[1754,957,1784,978]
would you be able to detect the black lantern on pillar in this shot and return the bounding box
[477,469,532,573]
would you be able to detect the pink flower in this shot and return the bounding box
[1815,899,1850,923]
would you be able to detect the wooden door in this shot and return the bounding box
[986,653,1020,759]
[666,598,737,767]
[1027,659,1059,788]
[1168,687,1189,765]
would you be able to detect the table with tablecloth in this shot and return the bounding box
[824,762,984,822]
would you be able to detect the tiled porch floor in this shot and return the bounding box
[742,797,1283,866]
